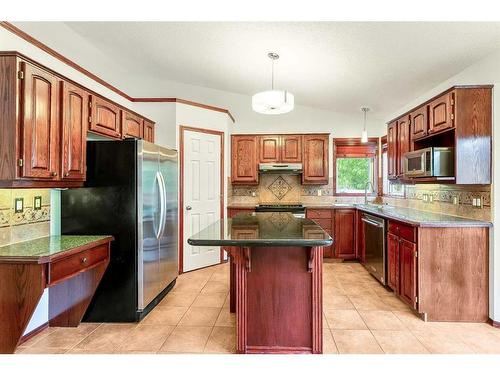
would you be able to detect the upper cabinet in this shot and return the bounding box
[143,120,155,143]
[231,135,259,185]
[122,111,143,139]
[60,81,89,181]
[90,96,122,139]
[0,52,155,188]
[259,136,281,163]
[302,134,329,185]
[281,135,302,163]
[386,86,492,185]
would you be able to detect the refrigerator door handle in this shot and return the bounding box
[158,172,168,239]
[155,171,166,239]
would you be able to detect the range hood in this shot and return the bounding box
[258,163,303,174]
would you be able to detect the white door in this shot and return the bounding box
[183,129,221,272]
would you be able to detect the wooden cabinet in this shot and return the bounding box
[122,110,143,139]
[227,207,255,218]
[143,120,155,143]
[231,135,259,184]
[399,238,418,309]
[302,134,329,184]
[356,210,365,263]
[387,232,400,293]
[60,81,89,181]
[396,115,411,177]
[281,135,302,163]
[387,121,398,180]
[410,105,428,140]
[20,62,60,180]
[428,92,454,135]
[90,95,121,139]
[334,209,356,259]
[306,208,333,258]
[259,136,281,163]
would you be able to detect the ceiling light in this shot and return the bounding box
[252,53,294,115]
[361,107,370,143]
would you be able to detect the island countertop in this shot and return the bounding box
[188,212,333,247]
[0,235,114,264]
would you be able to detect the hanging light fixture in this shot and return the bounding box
[361,107,370,143]
[252,52,294,115]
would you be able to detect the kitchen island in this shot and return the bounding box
[188,212,332,354]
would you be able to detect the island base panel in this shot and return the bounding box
[231,246,323,354]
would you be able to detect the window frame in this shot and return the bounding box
[333,138,379,197]
[381,135,406,198]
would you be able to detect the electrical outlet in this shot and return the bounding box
[34,196,42,210]
[452,195,459,205]
[428,195,433,203]
[14,198,23,213]
[251,191,256,197]
[317,189,322,197]
[422,194,428,203]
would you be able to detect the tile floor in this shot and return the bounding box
[16,261,500,354]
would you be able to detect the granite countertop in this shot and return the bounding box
[0,235,113,263]
[355,204,492,228]
[188,212,333,247]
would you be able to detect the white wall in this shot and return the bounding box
[385,49,500,322]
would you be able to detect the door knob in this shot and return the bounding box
[186,206,192,211]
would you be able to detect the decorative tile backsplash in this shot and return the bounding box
[0,189,51,247]
[267,176,293,200]
[405,184,491,207]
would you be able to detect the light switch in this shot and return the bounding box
[34,196,42,210]
[14,198,23,213]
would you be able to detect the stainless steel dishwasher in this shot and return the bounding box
[361,213,387,285]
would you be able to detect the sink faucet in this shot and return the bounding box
[364,181,373,204]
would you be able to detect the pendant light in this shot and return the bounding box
[361,107,370,143]
[252,52,294,115]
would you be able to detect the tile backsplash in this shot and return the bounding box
[0,189,51,247]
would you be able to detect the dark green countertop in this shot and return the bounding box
[0,235,113,263]
[188,212,333,247]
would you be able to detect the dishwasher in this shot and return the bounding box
[361,213,387,285]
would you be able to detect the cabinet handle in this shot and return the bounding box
[64,172,69,177]
[51,172,57,177]
[81,257,88,264]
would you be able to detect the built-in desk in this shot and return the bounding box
[0,235,113,353]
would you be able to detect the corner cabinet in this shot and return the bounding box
[231,135,259,184]
[302,134,329,185]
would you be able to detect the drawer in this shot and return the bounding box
[388,220,417,243]
[311,218,333,230]
[306,209,333,219]
[48,244,109,286]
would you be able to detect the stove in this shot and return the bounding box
[255,204,306,217]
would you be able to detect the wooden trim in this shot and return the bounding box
[487,318,500,329]
[18,322,49,345]
[334,137,379,146]
[0,23,235,123]
[179,125,225,274]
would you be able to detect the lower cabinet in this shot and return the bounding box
[306,208,334,258]
[334,209,356,259]
[387,220,418,310]
[227,207,255,218]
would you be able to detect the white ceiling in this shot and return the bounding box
[17,22,500,118]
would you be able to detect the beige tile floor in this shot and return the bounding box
[16,261,500,354]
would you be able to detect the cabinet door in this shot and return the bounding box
[428,91,454,135]
[387,121,398,180]
[306,208,333,258]
[302,134,329,184]
[227,208,255,218]
[143,120,155,143]
[259,136,281,163]
[122,111,143,139]
[410,105,428,140]
[20,62,59,179]
[60,81,88,181]
[281,135,302,163]
[387,233,400,293]
[334,209,356,259]
[397,116,411,177]
[356,210,365,263]
[90,96,121,138]
[399,238,418,309]
[231,135,258,184]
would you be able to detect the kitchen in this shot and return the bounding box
[1,6,500,371]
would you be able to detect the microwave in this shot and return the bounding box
[403,147,454,178]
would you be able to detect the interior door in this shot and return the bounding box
[183,129,222,272]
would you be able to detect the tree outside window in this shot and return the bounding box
[336,157,374,194]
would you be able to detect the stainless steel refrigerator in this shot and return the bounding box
[61,139,178,322]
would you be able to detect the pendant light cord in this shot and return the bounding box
[271,58,274,90]
[363,109,367,131]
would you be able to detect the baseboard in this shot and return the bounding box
[18,322,49,345]
[487,318,500,328]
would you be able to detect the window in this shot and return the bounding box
[334,138,378,195]
[336,157,375,194]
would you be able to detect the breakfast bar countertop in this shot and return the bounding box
[0,235,114,263]
[188,212,333,247]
